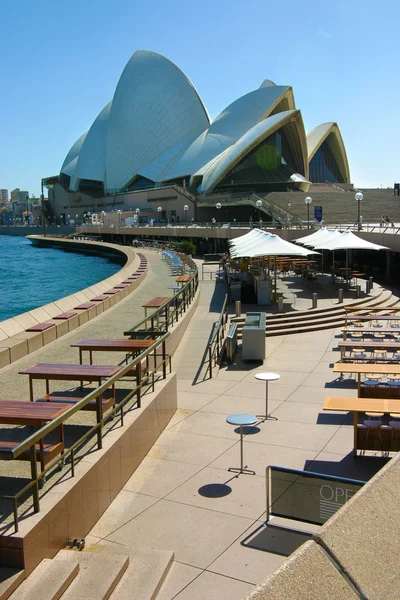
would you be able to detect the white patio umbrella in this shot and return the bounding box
[302,229,342,274]
[229,230,271,255]
[313,231,389,284]
[230,234,319,296]
[228,228,269,250]
[294,227,333,245]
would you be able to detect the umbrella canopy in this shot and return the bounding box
[231,233,319,258]
[313,231,389,251]
[229,230,271,255]
[228,229,268,249]
[304,229,342,248]
[294,228,335,245]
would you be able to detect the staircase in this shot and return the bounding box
[0,545,174,600]
[265,187,400,225]
[232,289,400,338]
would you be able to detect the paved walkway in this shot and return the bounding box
[87,274,392,600]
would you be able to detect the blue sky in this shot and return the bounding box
[0,0,398,196]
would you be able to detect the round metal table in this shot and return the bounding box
[226,414,258,476]
[254,372,280,421]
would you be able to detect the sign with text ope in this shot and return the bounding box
[267,466,365,526]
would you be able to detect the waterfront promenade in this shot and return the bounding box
[0,250,396,598]
[81,268,389,599]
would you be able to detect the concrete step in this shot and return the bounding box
[8,559,78,600]
[110,548,174,600]
[0,568,25,600]
[55,550,129,600]
[265,321,345,337]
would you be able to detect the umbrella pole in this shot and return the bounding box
[274,256,277,302]
[321,250,324,276]
[332,250,335,282]
[346,249,349,287]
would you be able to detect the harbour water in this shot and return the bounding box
[0,236,123,321]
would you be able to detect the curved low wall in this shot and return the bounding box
[0,236,148,368]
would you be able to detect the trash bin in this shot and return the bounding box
[230,283,241,302]
[242,312,266,361]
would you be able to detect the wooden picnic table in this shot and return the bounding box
[342,326,400,340]
[324,396,400,455]
[176,275,192,284]
[333,362,400,394]
[0,400,71,471]
[71,339,154,365]
[19,363,122,403]
[142,296,170,318]
[338,340,400,360]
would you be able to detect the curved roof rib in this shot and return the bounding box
[60,132,87,177]
[70,102,111,192]
[158,85,295,183]
[307,122,350,183]
[198,109,308,193]
[105,50,210,192]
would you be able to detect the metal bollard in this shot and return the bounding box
[369,276,374,290]
[278,297,284,312]
[356,285,361,298]
[312,293,318,309]
[338,289,344,303]
[235,300,241,317]
[366,281,370,295]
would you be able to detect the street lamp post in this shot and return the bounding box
[157,206,162,225]
[184,204,189,226]
[256,199,262,226]
[135,208,140,226]
[117,209,121,227]
[67,214,70,226]
[41,180,46,237]
[355,191,363,230]
[305,196,312,229]
[216,202,221,226]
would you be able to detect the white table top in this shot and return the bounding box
[254,372,280,382]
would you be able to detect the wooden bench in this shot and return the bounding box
[26,323,55,332]
[53,312,78,320]
[74,302,96,310]
[0,440,64,471]
[90,295,109,301]
[36,394,115,413]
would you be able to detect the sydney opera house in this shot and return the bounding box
[46,50,351,221]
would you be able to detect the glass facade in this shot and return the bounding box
[215,127,301,192]
[309,139,345,183]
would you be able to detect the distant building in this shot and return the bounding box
[10,188,29,203]
[0,189,8,203]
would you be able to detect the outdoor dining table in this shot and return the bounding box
[324,396,400,456]
[142,296,170,318]
[71,339,154,365]
[18,363,122,403]
[333,362,400,394]
[338,340,400,360]
[344,314,400,326]
[342,327,400,340]
[0,400,71,471]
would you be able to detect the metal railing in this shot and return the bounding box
[207,294,229,378]
[124,269,199,338]
[0,335,173,533]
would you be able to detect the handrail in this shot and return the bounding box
[8,333,169,461]
[207,294,229,377]
[124,268,199,336]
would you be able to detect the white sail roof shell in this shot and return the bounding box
[158,85,292,182]
[105,50,210,192]
[198,110,298,193]
[70,102,111,191]
[60,132,87,176]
